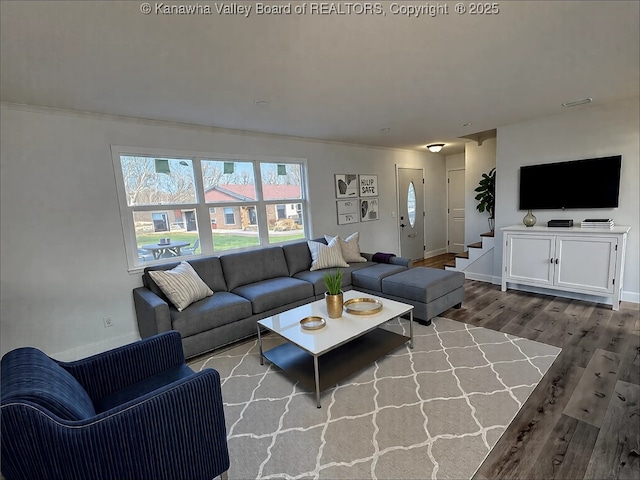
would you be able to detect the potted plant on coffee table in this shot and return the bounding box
[474,167,496,232]
[324,268,343,318]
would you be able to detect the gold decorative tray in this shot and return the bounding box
[300,316,326,330]
[343,297,383,315]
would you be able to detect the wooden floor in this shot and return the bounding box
[419,254,640,479]
[413,253,457,270]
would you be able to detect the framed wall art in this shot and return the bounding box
[359,174,378,197]
[336,200,359,225]
[334,174,358,198]
[360,198,379,222]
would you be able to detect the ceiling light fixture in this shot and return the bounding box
[461,122,472,127]
[254,99,269,106]
[426,143,445,153]
[562,98,592,107]
[379,127,391,132]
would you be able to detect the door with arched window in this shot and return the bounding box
[397,167,425,261]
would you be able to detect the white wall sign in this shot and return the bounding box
[359,174,378,197]
[336,200,359,225]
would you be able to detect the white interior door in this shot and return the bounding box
[397,167,425,261]
[447,169,465,254]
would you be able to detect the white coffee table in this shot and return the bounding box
[257,290,414,407]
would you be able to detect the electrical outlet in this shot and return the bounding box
[103,316,113,328]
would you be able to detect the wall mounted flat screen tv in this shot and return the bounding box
[519,155,621,210]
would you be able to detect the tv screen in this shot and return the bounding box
[519,155,621,210]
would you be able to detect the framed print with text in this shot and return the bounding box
[336,200,359,225]
[359,174,378,197]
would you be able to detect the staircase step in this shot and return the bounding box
[480,231,494,238]
[467,241,483,249]
[456,251,469,259]
[444,261,457,268]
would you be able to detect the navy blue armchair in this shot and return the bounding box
[1,331,230,480]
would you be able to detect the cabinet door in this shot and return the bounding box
[505,234,555,286]
[555,236,617,294]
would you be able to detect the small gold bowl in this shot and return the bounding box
[343,298,383,315]
[300,316,326,330]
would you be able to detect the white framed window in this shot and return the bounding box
[112,146,309,270]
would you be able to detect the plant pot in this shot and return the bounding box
[325,291,344,318]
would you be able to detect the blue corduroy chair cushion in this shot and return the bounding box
[93,363,195,413]
[1,347,96,421]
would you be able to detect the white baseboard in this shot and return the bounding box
[424,247,448,259]
[463,271,495,283]
[52,332,141,361]
[621,290,640,304]
[498,283,639,307]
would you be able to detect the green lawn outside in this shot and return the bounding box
[137,231,304,253]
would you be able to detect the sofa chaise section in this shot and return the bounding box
[358,267,465,324]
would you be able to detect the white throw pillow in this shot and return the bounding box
[148,261,213,312]
[324,232,367,263]
[308,237,349,271]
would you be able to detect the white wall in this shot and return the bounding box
[465,138,497,245]
[446,153,465,171]
[494,98,640,302]
[424,154,447,257]
[0,104,442,359]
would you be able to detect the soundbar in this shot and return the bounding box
[547,219,574,227]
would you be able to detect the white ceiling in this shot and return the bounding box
[1,1,638,155]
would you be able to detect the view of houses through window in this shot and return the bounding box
[113,149,307,269]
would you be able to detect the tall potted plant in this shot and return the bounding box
[324,269,343,318]
[474,167,496,232]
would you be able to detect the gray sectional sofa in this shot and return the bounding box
[133,238,464,358]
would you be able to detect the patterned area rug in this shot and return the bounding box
[190,317,561,480]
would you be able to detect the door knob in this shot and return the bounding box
[400,223,406,228]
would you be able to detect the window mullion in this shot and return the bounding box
[192,157,214,256]
[254,162,270,245]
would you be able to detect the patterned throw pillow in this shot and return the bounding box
[324,232,367,263]
[307,237,349,271]
[148,261,213,311]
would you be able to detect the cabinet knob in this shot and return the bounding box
[555,258,559,264]
[550,258,553,263]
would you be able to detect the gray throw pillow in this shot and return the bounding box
[148,261,213,311]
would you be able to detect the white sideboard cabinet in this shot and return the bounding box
[501,225,630,310]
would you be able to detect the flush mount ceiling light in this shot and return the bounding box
[379,127,391,132]
[426,143,445,153]
[562,98,592,107]
[461,122,472,127]
[254,99,269,106]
